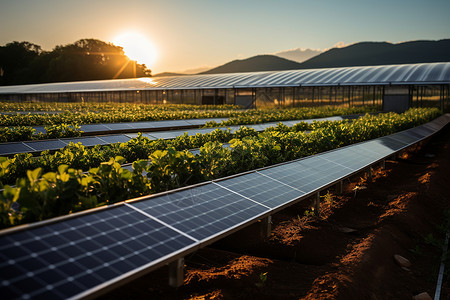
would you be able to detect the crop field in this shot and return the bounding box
[0,103,440,229]
[0,101,448,300]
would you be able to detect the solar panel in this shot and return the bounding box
[96,135,131,144]
[185,119,211,126]
[319,148,377,171]
[79,124,111,133]
[103,123,134,131]
[392,131,426,146]
[147,130,186,140]
[147,120,191,129]
[127,122,157,130]
[377,136,408,151]
[0,142,34,156]
[23,140,68,152]
[294,159,354,190]
[420,122,440,132]
[409,125,434,136]
[62,137,108,147]
[124,133,140,139]
[0,205,196,300]
[130,183,269,241]
[345,141,391,160]
[216,172,305,209]
[258,162,314,191]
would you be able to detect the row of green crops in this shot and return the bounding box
[0,103,240,126]
[0,103,377,127]
[0,105,377,142]
[0,124,82,143]
[0,102,239,113]
[0,108,440,228]
[203,105,379,127]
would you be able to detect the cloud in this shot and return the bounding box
[321,41,355,51]
[273,48,323,63]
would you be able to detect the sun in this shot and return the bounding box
[113,32,157,68]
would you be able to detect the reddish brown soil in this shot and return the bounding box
[100,126,450,300]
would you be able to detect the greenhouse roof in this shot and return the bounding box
[0,62,449,94]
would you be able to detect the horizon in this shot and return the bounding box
[1,0,449,74]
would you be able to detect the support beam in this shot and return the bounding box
[169,258,185,287]
[260,215,272,238]
[314,192,320,214]
[381,159,385,169]
[335,180,343,194]
[367,167,373,181]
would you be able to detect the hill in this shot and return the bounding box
[200,55,303,74]
[298,39,450,69]
[199,39,450,74]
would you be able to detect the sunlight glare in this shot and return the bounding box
[113,32,157,68]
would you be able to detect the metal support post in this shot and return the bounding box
[314,192,320,214]
[169,258,185,287]
[260,215,272,238]
[336,180,343,194]
[367,167,373,181]
[381,159,385,169]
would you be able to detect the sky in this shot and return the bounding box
[1,0,449,74]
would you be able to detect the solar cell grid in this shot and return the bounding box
[389,131,422,145]
[319,148,375,171]
[96,135,131,144]
[0,142,34,156]
[293,160,353,192]
[79,124,110,133]
[409,125,435,136]
[131,183,269,241]
[377,136,408,151]
[23,140,68,152]
[62,137,108,147]
[102,123,134,131]
[345,142,390,160]
[0,205,196,300]
[216,172,305,209]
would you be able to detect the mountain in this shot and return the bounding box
[198,39,450,75]
[297,39,450,69]
[274,48,322,63]
[201,55,303,74]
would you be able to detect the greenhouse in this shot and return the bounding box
[0,62,449,112]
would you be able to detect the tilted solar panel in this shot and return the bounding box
[0,205,196,300]
[216,172,305,209]
[96,135,131,144]
[62,137,108,147]
[131,183,269,241]
[0,142,34,156]
[23,140,68,152]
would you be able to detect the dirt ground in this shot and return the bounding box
[100,125,450,300]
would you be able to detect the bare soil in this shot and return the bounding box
[100,125,450,300]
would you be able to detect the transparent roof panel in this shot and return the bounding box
[1,63,448,94]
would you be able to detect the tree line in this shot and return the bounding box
[0,39,151,86]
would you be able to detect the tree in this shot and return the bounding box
[0,39,151,85]
[40,39,151,83]
[0,41,42,85]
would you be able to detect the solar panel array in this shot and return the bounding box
[1,114,448,300]
[32,118,229,134]
[0,63,448,94]
[0,115,345,156]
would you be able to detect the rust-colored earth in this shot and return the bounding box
[100,126,450,300]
